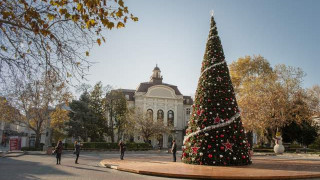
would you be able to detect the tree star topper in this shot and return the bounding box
[210,10,214,17]
[222,140,234,152]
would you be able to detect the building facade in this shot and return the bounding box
[116,65,193,149]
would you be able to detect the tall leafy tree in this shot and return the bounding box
[11,71,71,148]
[230,56,310,144]
[50,107,70,143]
[89,82,108,141]
[182,15,251,166]
[106,90,128,142]
[67,92,95,141]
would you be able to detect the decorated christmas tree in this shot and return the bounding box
[182,13,252,166]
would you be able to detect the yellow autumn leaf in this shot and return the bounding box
[117,22,125,28]
[116,9,123,17]
[132,17,138,22]
[118,0,124,7]
[77,3,83,11]
[97,38,101,46]
[47,14,55,21]
[107,22,114,29]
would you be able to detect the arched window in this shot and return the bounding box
[147,109,153,121]
[167,110,174,126]
[157,109,164,121]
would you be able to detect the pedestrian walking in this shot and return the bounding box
[171,140,177,162]
[74,141,81,164]
[119,140,126,160]
[55,140,63,165]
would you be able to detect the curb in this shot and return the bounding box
[2,151,26,158]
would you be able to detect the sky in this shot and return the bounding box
[82,0,320,97]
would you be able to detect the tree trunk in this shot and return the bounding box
[35,132,41,149]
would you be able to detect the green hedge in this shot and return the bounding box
[21,147,42,151]
[52,142,152,151]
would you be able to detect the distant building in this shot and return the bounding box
[109,65,193,148]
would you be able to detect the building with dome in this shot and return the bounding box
[116,65,193,149]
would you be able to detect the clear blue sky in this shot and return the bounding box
[84,0,320,97]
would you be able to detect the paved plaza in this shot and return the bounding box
[1,151,320,180]
[0,151,184,180]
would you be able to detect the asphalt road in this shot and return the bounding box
[0,152,187,180]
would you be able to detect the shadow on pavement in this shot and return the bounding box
[62,164,110,173]
[0,157,72,180]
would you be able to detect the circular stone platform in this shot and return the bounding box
[100,155,320,179]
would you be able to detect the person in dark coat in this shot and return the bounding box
[119,140,126,160]
[55,140,63,165]
[74,141,81,164]
[171,140,177,162]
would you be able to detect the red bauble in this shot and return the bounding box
[220,134,224,138]
[208,154,213,158]
[242,155,246,159]
[220,146,225,150]
[208,145,212,149]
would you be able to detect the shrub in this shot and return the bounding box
[21,147,42,151]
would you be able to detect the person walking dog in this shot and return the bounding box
[171,140,177,162]
[74,141,81,164]
[119,140,126,160]
[55,140,63,165]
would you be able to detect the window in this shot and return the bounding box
[167,110,174,126]
[186,108,191,115]
[125,94,129,100]
[147,109,153,120]
[157,110,164,121]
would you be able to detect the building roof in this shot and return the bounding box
[183,96,194,105]
[136,82,182,95]
[117,89,135,101]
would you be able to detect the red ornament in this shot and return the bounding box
[220,146,225,150]
[214,116,220,123]
[208,145,212,149]
[191,147,200,154]
[242,155,246,159]
[222,140,234,152]
[208,154,213,158]
[220,134,224,138]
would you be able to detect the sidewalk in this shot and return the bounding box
[100,155,320,180]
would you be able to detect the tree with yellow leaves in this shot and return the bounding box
[11,70,72,148]
[0,0,138,87]
[50,107,70,143]
[230,55,310,144]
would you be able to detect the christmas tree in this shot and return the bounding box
[182,13,252,166]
